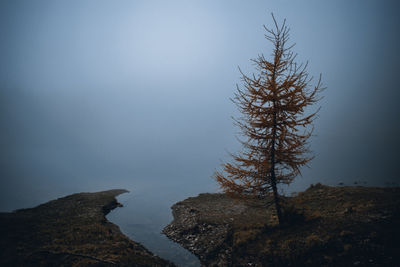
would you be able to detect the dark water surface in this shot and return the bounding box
[107,184,202,267]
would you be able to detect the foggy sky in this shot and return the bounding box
[1,0,399,211]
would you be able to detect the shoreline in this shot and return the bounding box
[0,189,174,266]
[107,192,201,267]
[163,184,400,266]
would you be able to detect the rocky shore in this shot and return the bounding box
[0,189,174,266]
[163,184,400,266]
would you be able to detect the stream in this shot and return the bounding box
[107,189,201,267]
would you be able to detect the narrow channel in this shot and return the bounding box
[107,190,200,267]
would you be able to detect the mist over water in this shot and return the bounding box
[1,0,400,265]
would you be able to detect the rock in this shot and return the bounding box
[163,185,400,266]
[0,189,174,266]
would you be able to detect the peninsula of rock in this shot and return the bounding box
[0,189,174,266]
[164,184,400,266]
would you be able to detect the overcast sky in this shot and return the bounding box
[1,0,399,211]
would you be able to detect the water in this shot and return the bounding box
[106,177,400,267]
[107,186,201,267]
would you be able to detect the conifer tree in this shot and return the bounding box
[215,15,324,227]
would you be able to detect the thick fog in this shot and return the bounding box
[1,0,399,211]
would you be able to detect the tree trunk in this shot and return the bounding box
[269,56,283,227]
[271,171,283,227]
[270,109,283,227]
[269,93,283,226]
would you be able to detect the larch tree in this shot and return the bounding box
[215,15,324,227]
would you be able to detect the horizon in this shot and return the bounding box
[1,0,400,211]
